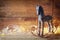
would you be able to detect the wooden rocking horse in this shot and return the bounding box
[36,5,54,37]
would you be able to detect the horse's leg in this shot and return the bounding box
[41,21,44,36]
[51,20,54,33]
[48,21,51,33]
[38,21,41,36]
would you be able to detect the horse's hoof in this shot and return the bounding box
[39,35,44,38]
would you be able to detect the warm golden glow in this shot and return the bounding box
[0,18,60,36]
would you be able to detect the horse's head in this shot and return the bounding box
[36,5,44,17]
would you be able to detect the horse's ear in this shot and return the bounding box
[40,6,43,9]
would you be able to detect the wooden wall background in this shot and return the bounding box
[0,0,60,30]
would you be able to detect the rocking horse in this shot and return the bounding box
[36,5,54,36]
